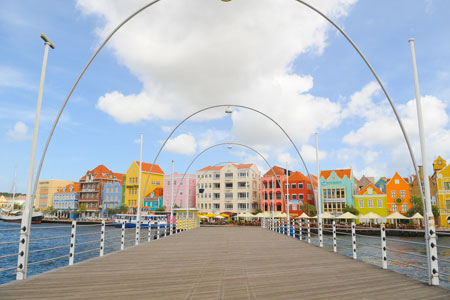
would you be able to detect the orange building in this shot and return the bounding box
[386,172,411,214]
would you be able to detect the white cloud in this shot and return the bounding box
[165,133,197,155]
[341,81,450,176]
[300,144,327,163]
[78,0,355,138]
[7,121,29,141]
[0,66,34,90]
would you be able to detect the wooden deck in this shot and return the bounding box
[0,226,448,299]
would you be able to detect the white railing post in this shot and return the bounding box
[299,219,302,241]
[69,220,76,265]
[352,221,357,259]
[100,220,105,256]
[157,220,160,240]
[381,224,387,269]
[291,219,295,239]
[135,220,140,245]
[121,223,125,251]
[307,219,311,244]
[148,221,152,242]
[319,220,323,248]
[332,220,337,253]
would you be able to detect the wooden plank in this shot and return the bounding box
[0,226,448,299]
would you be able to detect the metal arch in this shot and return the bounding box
[172,152,287,212]
[141,104,316,210]
[172,143,287,217]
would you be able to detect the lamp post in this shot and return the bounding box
[17,34,55,280]
[170,160,174,234]
[136,133,143,245]
[315,133,323,247]
[408,39,439,285]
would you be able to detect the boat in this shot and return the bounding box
[0,211,44,224]
[113,214,174,228]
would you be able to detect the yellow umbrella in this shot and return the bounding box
[206,213,217,218]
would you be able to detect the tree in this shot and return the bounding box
[300,203,316,216]
[118,204,128,214]
[254,208,262,214]
[74,203,87,217]
[156,206,166,212]
[13,202,24,210]
[173,204,180,209]
[406,195,439,218]
[342,205,359,216]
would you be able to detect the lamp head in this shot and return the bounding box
[40,33,55,49]
[227,145,232,149]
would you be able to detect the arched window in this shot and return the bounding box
[276,204,282,211]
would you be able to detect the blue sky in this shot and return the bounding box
[1,0,450,193]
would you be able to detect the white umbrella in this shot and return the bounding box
[410,212,424,220]
[386,212,409,220]
[336,212,358,219]
[321,212,335,219]
[214,215,225,219]
[360,212,382,220]
[297,212,311,219]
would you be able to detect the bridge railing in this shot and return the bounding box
[0,219,195,284]
[263,218,450,286]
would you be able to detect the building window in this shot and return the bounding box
[368,199,373,208]
[359,199,364,208]
[291,183,296,189]
[377,199,383,208]
[392,204,397,212]
[213,204,220,209]
[276,193,281,200]
[225,172,233,178]
[299,194,304,200]
[400,190,406,198]
[225,203,233,210]
[391,191,396,198]
[444,182,450,190]
[395,179,399,184]
[401,204,407,212]
[446,200,450,209]
[225,193,233,199]
[225,182,233,189]
[299,183,304,189]
[292,194,297,200]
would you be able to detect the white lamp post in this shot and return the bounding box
[17,34,55,280]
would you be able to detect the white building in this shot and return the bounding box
[196,163,261,214]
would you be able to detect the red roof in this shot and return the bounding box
[113,172,125,183]
[357,183,384,195]
[56,183,80,194]
[135,162,165,175]
[320,169,352,180]
[198,165,224,171]
[80,165,119,181]
[144,187,164,198]
[263,166,288,177]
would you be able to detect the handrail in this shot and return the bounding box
[30,235,71,242]
[28,254,69,266]
[29,244,70,254]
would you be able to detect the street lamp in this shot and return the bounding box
[17,33,55,280]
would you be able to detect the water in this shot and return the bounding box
[1,222,450,289]
[0,221,158,285]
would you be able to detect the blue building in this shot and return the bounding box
[53,183,80,219]
[102,182,122,216]
[143,187,164,211]
[374,177,387,193]
[320,169,356,216]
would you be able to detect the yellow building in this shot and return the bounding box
[174,208,199,230]
[35,179,75,209]
[436,157,450,227]
[125,161,164,212]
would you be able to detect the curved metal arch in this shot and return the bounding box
[33,0,423,215]
[172,149,287,213]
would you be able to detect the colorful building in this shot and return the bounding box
[102,181,123,216]
[196,163,260,214]
[410,166,438,206]
[163,172,196,211]
[386,172,410,215]
[79,165,123,218]
[53,183,80,219]
[436,156,450,227]
[354,183,388,218]
[374,177,387,193]
[143,187,164,211]
[124,161,164,213]
[320,169,356,216]
[261,166,288,213]
[35,179,75,209]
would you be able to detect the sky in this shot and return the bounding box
[1,0,450,193]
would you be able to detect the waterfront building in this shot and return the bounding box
[143,187,164,211]
[354,183,388,219]
[102,179,124,216]
[374,177,387,193]
[320,169,356,216]
[196,163,260,214]
[174,208,199,230]
[163,172,196,211]
[79,165,122,218]
[261,167,316,216]
[386,172,410,215]
[53,183,80,219]
[356,175,374,192]
[124,161,164,213]
[35,179,75,210]
[0,195,10,209]
[436,156,450,227]
[410,166,438,206]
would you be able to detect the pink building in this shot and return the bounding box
[163,172,196,211]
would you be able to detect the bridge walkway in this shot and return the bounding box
[0,226,449,299]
